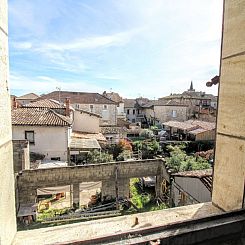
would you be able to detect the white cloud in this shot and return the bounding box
[11,41,32,50]
[9,73,105,96]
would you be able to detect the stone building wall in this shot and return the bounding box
[17,159,169,205]
[0,0,17,243]
[212,0,245,211]
[154,105,189,123]
[13,140,30,173]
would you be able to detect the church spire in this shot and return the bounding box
[190,81,193,90]
[188,81,195,92]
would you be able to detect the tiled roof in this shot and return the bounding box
[72,131,106,142]
[172,169,212,178]
[103,92,123,103]
[188,128,208,135]
[17,93,39,100]
[24,99,65,109]
[163,121,199,131]
[100,126,127,134]
[12,107,72,126]
[154,99,188,107]
[38,91,117,105]
[124,99,136,108]
[185,120,216,131]
[160,91,217,102]
[70,138,101,150]
[163,120,215,132]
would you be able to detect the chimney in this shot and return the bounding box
[13,97,18,109]
[65,98,70,117]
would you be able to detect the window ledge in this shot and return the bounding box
[13,202,223,244]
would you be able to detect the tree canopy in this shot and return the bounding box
[165,145,211,172]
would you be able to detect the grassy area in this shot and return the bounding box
[127,178,168,214]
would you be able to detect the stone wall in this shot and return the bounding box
[17,159,169,205]
[0,0,17,243]
[13,140,30,173]
[212,0,245,211]
[154,105,189,123]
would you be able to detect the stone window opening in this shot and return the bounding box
[25,131,35,144]
[89,104,94,112]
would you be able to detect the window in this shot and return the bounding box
[25,131,35,144]
[75,104,80,109]
[137,109,140,114]
[133,109,135,115]
[51,157,61,161]
[89,104,94,112]
[127,109,130,114]
[132,119,136,123]
[172,110,177,118]
[103,104,108,110]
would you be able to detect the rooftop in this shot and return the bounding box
[24,99,65,109]
[38,91,117,105]
[103,91,123,103]
[72,131,106,142]
[17,93,40,100]
[163,120,215,132]
[12,107,72,126]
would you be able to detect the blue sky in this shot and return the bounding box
[8,0,223,98]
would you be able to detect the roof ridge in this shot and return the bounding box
[98,93,117,104]
[49,109,72,125]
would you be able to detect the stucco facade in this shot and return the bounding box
[0,0,17,243]
[154,105,189,123]
[73,110,100,133]
[74,103,117,126]
[12,126,72,161]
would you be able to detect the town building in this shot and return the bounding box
[163,120,216,141]
[16,92,40,106]
[124,97,192,126]
[12,107,72,161]
[38,91,118,126]
[154,100,190,123]
[124,97,155,126]
[160,82,217,121]
[103,91,126,120]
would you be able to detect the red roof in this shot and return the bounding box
[38,91,117,105]
[12,107,72,126]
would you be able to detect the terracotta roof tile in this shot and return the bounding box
[24,99,65,109]
[12,107,72,126]
[38,91,117,105]
[103,92,123,103]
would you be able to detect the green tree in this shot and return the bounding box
[87,150,113,164]
[140,129,154,139]
[133,139,160,159]
[165,145,211,172]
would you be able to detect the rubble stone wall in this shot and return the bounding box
[17,159,169,205]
